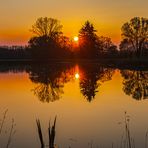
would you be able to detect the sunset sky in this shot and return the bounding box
[0,0,148,45]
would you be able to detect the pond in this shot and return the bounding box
[0,62,148,148]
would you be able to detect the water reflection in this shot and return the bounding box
[27,64,74,102]
[121,70,148,100]
[27,63,115,102]
[0,63,148,148]
[79,64,114,102]
[0,63,147,101]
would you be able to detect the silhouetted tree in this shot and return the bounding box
[28,36,55,59]
[79,64,115,102]
[78,21,99,58]
[55,34,73,58]
[121,70,148,100]
[142,40,148,57]
[30,17,62,38]
[58,35,73,50]
[98,36,118,58]
[121,17,148,57]
[107,45,118,57]
[119,39,134,58]
[28,17,72,59]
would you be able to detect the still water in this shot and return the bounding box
[0,62,148,148]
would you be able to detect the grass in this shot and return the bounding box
[35,113,148,148]
[1,111,147,148]
[0,109,16,148]
[6,118,16,148]
[48,116,57,148]
[36,116,57,148]
[0,109,8,135]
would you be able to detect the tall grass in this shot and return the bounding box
[48,116,57,148]
[35,113,148,148]
[118,112,135,148]
[6,118,16,148]
[0,109,16,148]
[124,111,132,148]
[36,116,57,148]
[36,119,45,148]
[0,109,8,135]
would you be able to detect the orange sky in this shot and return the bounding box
[0,0,148,46]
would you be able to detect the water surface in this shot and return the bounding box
[0,63,148,148]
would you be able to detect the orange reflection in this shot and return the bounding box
[75,73,80,79]
[75,65,81,77]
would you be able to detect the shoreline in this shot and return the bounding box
[0,58,147,70]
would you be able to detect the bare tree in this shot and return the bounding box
[30,17,63,38]
[121,17,148,57]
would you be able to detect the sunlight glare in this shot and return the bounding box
[75,73,80,79]
[74,36,79,42]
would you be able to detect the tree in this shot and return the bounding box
[78,21,99,58]
[28,35,57,59]
[30,17,62,38]
[142,39,148,57]
[98,36,118,57]
[121,70,148,100]
[28,17,72,59]
[121,17,148,57]
[119,39,134,58]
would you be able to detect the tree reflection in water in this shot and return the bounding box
[79,64,115,102]
[28,63,115,103]
[28,63,74,103]
[121,70,148,100]
[0,63,147,103]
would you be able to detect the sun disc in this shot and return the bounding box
[74,36,79,42]
[75,73,80,79]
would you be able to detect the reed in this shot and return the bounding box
[48,116,57,148]
[117,112,136,148]
[36,116,57,148]
[6,118,16,148]
[145,131,148,148]
[0,109,8,135]
[36,119,45,148]
[0,109,16,148]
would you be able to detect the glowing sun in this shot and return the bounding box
[74,36,79,42]
[75,73,80,79]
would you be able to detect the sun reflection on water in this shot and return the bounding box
[75,73,80,79]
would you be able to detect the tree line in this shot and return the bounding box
[0,16,147,60]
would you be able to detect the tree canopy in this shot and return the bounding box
[121,17,148,57]
[78,21,98,58]
[30,17,63,38]
[28,17,72,59]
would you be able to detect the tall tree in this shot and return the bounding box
[78,21,99,58]
[28,17,71,59]
[121,17,148,57]
[30,17,62,38]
